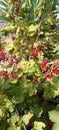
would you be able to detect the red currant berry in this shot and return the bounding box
[16,7,20,13]
[13,0,20,2]
[45,72,52,79]
[54,67,59,74]
[12,36,16,41]
[41,59,48,70]
[38,45,44,50]
[3,71,9,79]
[34,77,38,83]
[9,15,14,20]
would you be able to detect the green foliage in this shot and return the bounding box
[49,110,59,130]
[31,121,46,130]
[0,0,10,21]
[0,0,59,130]
[0,93,14,118]
[7,113,22,130]
[43,77,59,99]
[22,112,33,125]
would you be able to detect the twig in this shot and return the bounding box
[22,123,27,130]
[36,77,45,89]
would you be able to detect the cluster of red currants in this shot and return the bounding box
[9,0,20,20]
[30,44,44,58]
[0,47,20,79]
[41,59,59,79]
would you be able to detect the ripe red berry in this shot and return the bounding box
[9,56,16,65]
[0,48,5,61]
[11,72,16,79]
[31,44,40,58]
[53,67,59,74]
[38,45,44,50]
[9,15,14,20]
[34,77,38,83]
[12,36,16,41]
[3,71,9,79]
[41,59,48,70]
[13,0,20,2]
[16,7,20,13]
[31,48,39,57]
[45,72,52,79]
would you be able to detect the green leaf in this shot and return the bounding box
[8,126,21,130]
[0,93,14,118]
[22,112,33,125]
[28,24,39,32]
[7,113,22,130]
[43,77,59,99]
[31,121,46,130]
[49,110,59,130]
[8,114,20,124]
[0,80,12,91]
[30,103,43,117]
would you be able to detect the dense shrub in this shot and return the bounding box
[0,0,59,130]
